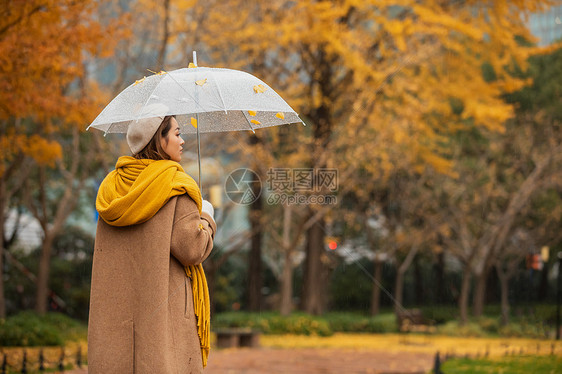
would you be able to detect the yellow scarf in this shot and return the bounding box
[96,156,211,367]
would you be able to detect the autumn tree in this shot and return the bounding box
[186,0,558,316]
[0,0,125,315]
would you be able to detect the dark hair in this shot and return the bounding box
[133,116,175,160]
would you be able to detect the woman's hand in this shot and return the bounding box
[201,199,215,226]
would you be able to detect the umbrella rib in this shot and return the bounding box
[105,122,115,135]
[164,70,209,113]
[208,69,228,114]
[241,111,256,133]
[125,74,170,128]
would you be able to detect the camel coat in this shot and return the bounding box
[88,194,216,374]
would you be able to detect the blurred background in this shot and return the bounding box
[2,0,562,345]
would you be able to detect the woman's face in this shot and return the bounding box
[161,117,184,162]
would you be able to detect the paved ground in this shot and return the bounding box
[205,347,433,374]
[66,348,433,373]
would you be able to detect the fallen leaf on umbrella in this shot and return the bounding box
[195,78,207,86]
[191,117,198,128]
[248,110,257,116]
[188,63,197,68]
[251,119,261,125]
[276,112,285,119]
[147,69,167,76]
[253,84,267,93]
[133,77,146,86]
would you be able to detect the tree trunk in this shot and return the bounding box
[414,255,423,305]
[301,217,325,315]
[280,206,293,316]
[538,263,549,301]
[35,234,54,314]
[459,266,472,325]
[435,251,446,304]
[498,270,510,326]
[394,268,405,313]
[300,47,333,316]
[472,265,490,317]
[279,250,293,316]
[247,185,263,312]
[393,246,418,314]
[370,260,383,316]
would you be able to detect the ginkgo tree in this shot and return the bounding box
[189,0,559,315]
[0,0,126,316]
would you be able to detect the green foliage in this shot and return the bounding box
[0,311,87,347]
[442,355,562,374]
[261,316,332,336]
[436,316,548,339]
[474,317,500,334]
[437,321,488,337]
[213,312,333,336]
[421,305,459,324]
[213,308,555,338]
[507,46,562,120]
[329,259,375,311]
[323,312,397,333]
[497,322,549,339]
[213,312,399,335]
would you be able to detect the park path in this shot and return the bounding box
[204,347,434,374]
[66,348,433,373]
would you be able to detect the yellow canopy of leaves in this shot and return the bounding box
[197,0,556,176]
[0,0,125,175]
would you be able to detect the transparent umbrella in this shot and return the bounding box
[88,54,304,187]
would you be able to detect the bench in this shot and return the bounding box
[397,308,435,333]
[215,328,261,348]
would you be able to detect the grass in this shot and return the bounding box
[441,355,562,374]
[258,333,562,358]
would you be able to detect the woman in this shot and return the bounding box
[88,107,216,374]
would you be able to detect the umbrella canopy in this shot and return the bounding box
[87,67,303,135]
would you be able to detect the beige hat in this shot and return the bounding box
[126,103,169,154]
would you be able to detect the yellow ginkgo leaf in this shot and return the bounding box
[188,63,197,68]
[248,110,257,116]
[250,119,261,125]
[147,69,167,76]
[275,112,285,119]
[253,84,267,93]
[191,117,198,128]
[195,78,207,86]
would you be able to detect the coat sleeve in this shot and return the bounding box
[170,195,216,266]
